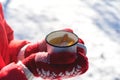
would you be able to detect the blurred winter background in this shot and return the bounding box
[1,0,120,80]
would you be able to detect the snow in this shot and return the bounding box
[1,0,120,80]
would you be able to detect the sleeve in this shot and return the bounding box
[0,3,30,80]
[0,3,14,43]
[0,63,28,80]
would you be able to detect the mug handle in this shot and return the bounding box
[77,43,87,55]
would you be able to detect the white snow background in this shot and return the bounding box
[0,0,120,80]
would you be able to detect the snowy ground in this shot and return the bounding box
[1,0,120,80]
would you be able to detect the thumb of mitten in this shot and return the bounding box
[25,40,47,58]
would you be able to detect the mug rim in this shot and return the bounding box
[45,30,79,48]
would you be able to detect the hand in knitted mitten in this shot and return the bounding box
[21,44,88,79]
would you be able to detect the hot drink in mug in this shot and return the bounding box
[46,30,86,54]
